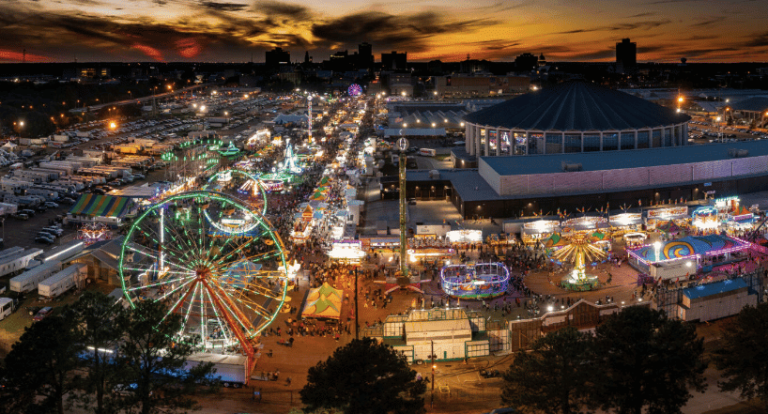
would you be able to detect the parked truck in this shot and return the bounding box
[0,297,15,321]
[10,260,62,293]
[37,263,87,298]
[0,248,43,278]
[185,353,248,388]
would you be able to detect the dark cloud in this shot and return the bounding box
[311,11,491,52]
[555,19,671,35]
[676,47,739,58]
[254,1,311,20]
[201,2,248,11]
[690,16,726,27]
[646,0,706,4]
[626,12,657,18]
[743,31,768,48]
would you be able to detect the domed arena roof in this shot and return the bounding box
[463,81,691,131]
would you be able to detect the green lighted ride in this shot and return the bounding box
[118,190,288,354]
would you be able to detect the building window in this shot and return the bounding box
[545,133,562,154]
[664,128,673,147]
[514,132,528,155]
[602,132,618,151]
[652,129,662,147]
[562,134,581,153]
[620,131,635,150]
[637,131,649,149]
[583,134,600,152]
[529,133,544,154]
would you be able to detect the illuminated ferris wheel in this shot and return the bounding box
[118,191,288,356]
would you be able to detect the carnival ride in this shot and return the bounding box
[118,190,289,373]
[348,83,362,97]
[440,262,510,299]
[204,169,267,216]
[261,141,305,185]
[547,233,607,291]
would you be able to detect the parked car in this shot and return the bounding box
[108,180,122,186]
[32,307,53,322]
[44,202,59,208]
[38,229,58,238]
[60,197,75,205]
[12,213,29,221]
[43,227,63,236]
[35,234,55,244]
[19,209,36,217]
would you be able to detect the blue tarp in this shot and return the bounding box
[683,278,748,300]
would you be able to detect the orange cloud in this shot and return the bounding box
[0,49,50,62]
[176,38,201,59]
[131,43,164,61]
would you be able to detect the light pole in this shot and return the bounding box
[430,340,436,408]
[716,116,723,142]
[398,137,409,280]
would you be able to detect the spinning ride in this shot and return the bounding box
[204,169,268,216]
[548,233,607,291]
[118,190,288,367]
[440,262,510,299]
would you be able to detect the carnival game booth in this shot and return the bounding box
[521,219,560,245]
[408,235,455,263]
[645,206,689,232]
[445,229,483,250]
[726,206,755,232]
[290,206,315,244]
[440,262,510,299]
[67,194,135,228]
[561,216,609,234]
[627,234,752,281]
[301,282,343,320]
[327,241,365,263]
[609,213,644,239]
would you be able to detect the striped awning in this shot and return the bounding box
[69,194,132,218]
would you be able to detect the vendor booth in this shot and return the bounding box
[521,220,560,245]
[327,241,365,263]
[645,206,689,231]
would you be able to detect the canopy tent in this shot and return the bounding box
[656,220,681,235]
[589,231,607,242]
[302,282,343,319]
[310,191,327,201]
[69,194,132,218]
[542,233,569,248]
[301,205,313,218]
[318,176,331,186]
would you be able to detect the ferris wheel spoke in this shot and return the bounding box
[240,284,283,301]
[216,247,277,270]
[152,212,199,262]
[207,282,257,336]
[226,293,273,320]
[161,279,199,325]
[178,282,201,336]
[135,220,198,270]
[125,244,194,273]
[156,278,197,303]
[203,287,233,346]
[124,272,195,292]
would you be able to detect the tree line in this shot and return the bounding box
[0,291,218,414]
[299,304,768,414]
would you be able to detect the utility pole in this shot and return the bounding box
[354,267,359,339]
[397,137,409,280]
[431,340,436,408]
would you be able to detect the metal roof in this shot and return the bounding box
[683,278,748,300]
[730,97,768,112]
[481,139,768,176]
[463,81,690,131]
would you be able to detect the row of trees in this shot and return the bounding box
[0,291,217,414]
[300,304,768,414]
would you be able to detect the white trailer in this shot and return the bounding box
[0,248,43,278]
[185,353,248,387]
[38,264,87,298]
[10,260,62,293]
[0,297,15,321]
[0,202,17,216]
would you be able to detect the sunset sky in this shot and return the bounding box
[1,0,767,63]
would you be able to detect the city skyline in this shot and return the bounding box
[0,0,767,63]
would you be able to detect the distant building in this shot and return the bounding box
[616,38,637,74]
[79,67,111,78]
[435,75,530,98]
[358,42,373,68]
[381,51,407,71]
[265,47,290,68]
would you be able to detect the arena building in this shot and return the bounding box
[397,140,768,218]
[461,81,691,157]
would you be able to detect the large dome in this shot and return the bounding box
[463,81,690,131]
